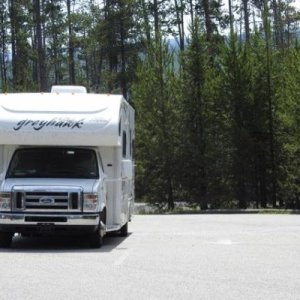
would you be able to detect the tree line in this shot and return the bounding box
[0,0,299,210]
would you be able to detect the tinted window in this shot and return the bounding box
[6,148,99,179]
[122,131,127,158]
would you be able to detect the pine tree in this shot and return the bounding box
[179,21,209,209]
[33,0,47,91]
[9,0,34,91]
[132,40,180,210]
[45,0,66,85]
[0,0,9,91]
[273,47,300,208]
[67,0,76,84]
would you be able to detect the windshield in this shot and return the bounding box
[6,148,99,179]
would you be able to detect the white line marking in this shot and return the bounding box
[212,239,239,245]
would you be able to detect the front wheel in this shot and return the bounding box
[89,213,105,248]
[119,222,128,237]
[0,232,13,248]
[89,231,103,248]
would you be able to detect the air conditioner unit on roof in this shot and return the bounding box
[51,85,87,94]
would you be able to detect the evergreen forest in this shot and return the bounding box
[0,0,300,210]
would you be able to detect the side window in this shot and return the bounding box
[122,131,127,158]
[132,139,135,159]
[129,130,132,157]
[0,146,3,176]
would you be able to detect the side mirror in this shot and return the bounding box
[122,160,133,179]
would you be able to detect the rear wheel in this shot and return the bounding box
[0,232,13,248]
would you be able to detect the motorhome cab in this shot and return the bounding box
[0,86,135,248]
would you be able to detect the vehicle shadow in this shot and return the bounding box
[0,232,132,253]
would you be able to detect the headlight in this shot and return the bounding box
[0,193,12,211]
[83,194,98,212]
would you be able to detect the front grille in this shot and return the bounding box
[12,187,82,212]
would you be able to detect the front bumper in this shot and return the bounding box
[0,213,99,226]
[0,213,100,235]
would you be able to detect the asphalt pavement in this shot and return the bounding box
[0,214,299,300]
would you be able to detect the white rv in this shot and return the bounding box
[0,86,135,248]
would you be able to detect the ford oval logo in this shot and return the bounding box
[40,197,55,205]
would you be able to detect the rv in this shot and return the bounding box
[0,86,135,248]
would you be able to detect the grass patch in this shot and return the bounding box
[134,203,300,215]
[258,209,300,214]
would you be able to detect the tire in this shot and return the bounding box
[119,222,128,237]
[0,232,13,248]
[89,212,105,248]
[89,231,103,248]
[21,233,31,238]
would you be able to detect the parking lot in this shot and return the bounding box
[0,214,300,300]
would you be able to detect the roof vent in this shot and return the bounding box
[51,85,87,94]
